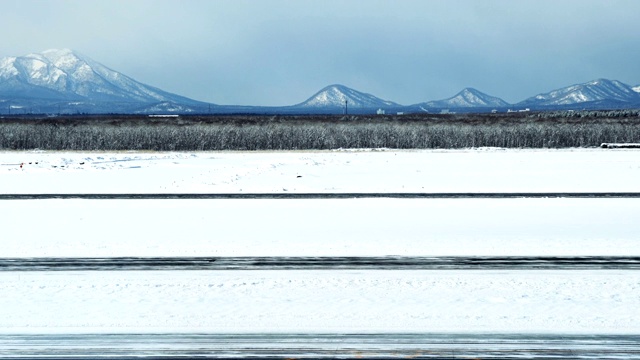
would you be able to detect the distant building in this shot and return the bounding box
[376,108,386,115]
[396,112,404,115]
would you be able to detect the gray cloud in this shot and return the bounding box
[1,0,639,105]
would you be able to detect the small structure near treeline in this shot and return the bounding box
[601,143,640,148]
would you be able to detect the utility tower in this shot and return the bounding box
[344,99,348,115]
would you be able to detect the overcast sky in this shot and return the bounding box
[1,0,639,106]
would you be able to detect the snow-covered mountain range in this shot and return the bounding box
[300,79,640,113]
[295,84,400,110]
[518,79,640,108]
[0,49,639,114]
[0,49,209,113]
[418,88,509,109]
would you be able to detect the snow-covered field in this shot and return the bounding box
[3,198,639,257]
[0,148,639,335]
[1,270,638,334]
[2,148,640,193]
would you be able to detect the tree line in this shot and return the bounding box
[1,114,639,150]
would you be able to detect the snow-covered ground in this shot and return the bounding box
[0,270,638,334]
[0,148,639,335]
[1,148,640,193]
[3,198,639,257]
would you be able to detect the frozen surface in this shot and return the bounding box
[1,198,639,257]
[1,270,638,334]
[1,148,640,194]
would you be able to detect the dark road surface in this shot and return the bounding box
[0,333,638,359]
[2,256,640,271]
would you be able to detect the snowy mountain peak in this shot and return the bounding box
[297,84,399,108]
[41,48,74,56]
[0,49,206,109]
[38,49,92,75]
[421,88,509,108]
[39,48,75,62]
[519,78,639,107]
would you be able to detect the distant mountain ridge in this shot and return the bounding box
[0,49,639,114]
[418,88,509,109]
[295,84,399,109]
[0,49,209,113]
[518,79,640,108]
[269,80,640,113]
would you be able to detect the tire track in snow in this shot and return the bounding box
[2,256,640,271]
[1,333,638,359]
[2,192,640,199]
